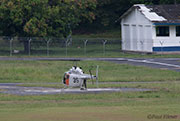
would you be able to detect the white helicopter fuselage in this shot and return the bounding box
[62,66,96,89]
[67,73,84,87]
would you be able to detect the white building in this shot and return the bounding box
[120,4,180,52]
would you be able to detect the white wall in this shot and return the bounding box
[153,26,180,47]
[121,8,153,52]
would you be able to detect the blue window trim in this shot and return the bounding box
[154,23,180,26]
[153,46,180,52]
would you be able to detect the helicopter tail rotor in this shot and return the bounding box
[89,69,94,85]
[89,65,99,88]
[95,65,99,88]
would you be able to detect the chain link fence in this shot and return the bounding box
[1,37,180,56]
[0,37,121,56]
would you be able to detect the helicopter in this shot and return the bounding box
[62,65,99,90]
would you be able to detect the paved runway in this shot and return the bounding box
[0,83,152,95]
[0,57,180,71]
[110,58,180,72]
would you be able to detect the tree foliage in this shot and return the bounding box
[91,0,180,29]
[0,0,180,37]
[0,0,97,37]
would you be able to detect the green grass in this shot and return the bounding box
[3,49,180,58]
[0,60,180,83]
[0,89,179,121]
[0,60,180,121]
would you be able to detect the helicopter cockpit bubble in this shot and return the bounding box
[63,73,70,85]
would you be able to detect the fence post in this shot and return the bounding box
[84,39,88,55]
[28,38,32,56]
[65,39,68,56]
[160,40,164,55]
[47,39,51,56]
[10,38,13,56]
[121,40,125,54]
[102,39,107,55]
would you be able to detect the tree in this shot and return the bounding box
[82,0,154,30]
[81,0,180,32]
[0,0,97,53]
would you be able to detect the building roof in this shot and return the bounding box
[121,4,180,24]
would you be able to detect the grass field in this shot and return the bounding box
[0,87,179,121]
[0,60,180,121]
[0,60,180,83]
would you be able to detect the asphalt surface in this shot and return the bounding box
[0,57,180,72]
[110,58,180,72]
[0,83,152,95]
